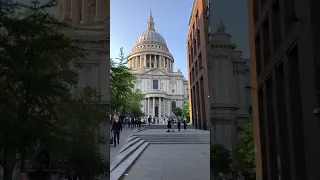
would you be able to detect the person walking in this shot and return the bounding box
[131,116,134,130]
[183,119,187,130]
[171,118,175,132]
[148,116,151,125]
[167,118,171,132]
[111,115,122,147]
[177,116,181,131]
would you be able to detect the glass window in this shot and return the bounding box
[153,80,158,89]
[172,101,176,109]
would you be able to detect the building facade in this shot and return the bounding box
[56,0,110,159]
[127,11,188,118]
[248,0,320,179]
[187,0,210,130]
[208,22,251,150]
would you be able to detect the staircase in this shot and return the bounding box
[110,128,209,180]
[141,124,195,129]
[134,133,209,144]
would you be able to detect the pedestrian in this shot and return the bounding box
[167,118,171,132]
[111,115,122,147]
[128,117,131,128]
[130,116,134,129]
[177,116,181,131]
[183,119,187,130]
[171,118,175,132]
[148,116,151,125]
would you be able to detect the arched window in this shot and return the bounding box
[172,89,175,93]
[153,80,158,89]
[171,101,176,109]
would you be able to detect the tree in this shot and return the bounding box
[110,48,136,116]
[172,107,183,117]
[211,144,232,179]
[235,120,256,180]
[183,101,190,123]
[0,1,84,179]
[52,87,108,179]
[124,89,144,117]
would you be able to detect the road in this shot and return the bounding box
[110,124,136,163]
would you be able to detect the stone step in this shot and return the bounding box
[118,138,141,154]
[110,139,145,172]
[150,142,209,144]
[110,142,149,180]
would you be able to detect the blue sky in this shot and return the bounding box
[110,0,193,78]
[110,0,250,78]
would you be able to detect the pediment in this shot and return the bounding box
[143,68,168,76]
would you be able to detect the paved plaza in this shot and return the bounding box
[110,127,210,180]
[122,144,210,180]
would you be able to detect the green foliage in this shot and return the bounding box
[235,120,256,179]
[110,48,143,117]
[0,1,108,179]
[172,107,183,117]
[125,89,144,117]
[52,87,108,178]
[211,144,232,178]
[183,101,190,122]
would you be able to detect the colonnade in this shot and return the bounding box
[129,54,173,71]
[57,0,108,26]
[144,97,172,117]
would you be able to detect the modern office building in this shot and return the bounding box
[248,0,320,179]
[187,0,210,130]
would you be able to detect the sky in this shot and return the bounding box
[110,0,250,78]
[110,0,194,78]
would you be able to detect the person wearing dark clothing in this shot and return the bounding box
[138,119,141,128]
[167,118,171,132]
[111,117,122,147]
[183,119,187,130]
[148,116,151,125]
[177,117,181,131]
[131,117,134,129]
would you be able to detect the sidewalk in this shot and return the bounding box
[109,125,136,163]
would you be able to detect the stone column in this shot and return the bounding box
[155,56,158,68]
[95,0,104,22]
[71,0,79,26]
[152,97,155,117]
[149,54,151,68]
[148,98,150,116]
[144,54,147,67]
[140,56,142,68]
[61,0,67,20]
[80,0,89,24]
[159,97,162,117]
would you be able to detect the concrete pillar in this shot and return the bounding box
[159,97,162,117]
[144,54,147,67]
[163,98,166,117]
[71,0,79,26]
[149,54,151,68]
[61,0,67,20]
[153,97,155,117]
[95,0,104,22]
[140,56,142,68]
[148,98,150,116]
[80,0,89,24]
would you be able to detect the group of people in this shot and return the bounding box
[110,115,142,147]
[167,116,187,132]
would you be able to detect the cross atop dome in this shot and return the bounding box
[147,10,155,31]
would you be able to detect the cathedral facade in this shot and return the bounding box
[127,12,188,118]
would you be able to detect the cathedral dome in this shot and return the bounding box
[135,30,167,47]
[132,11,168,49]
